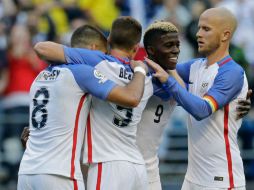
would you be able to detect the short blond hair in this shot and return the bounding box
[144,21,178,36]
[143,21,178,50]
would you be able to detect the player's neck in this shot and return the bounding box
[110,49,131,59]
[206,48,229,66]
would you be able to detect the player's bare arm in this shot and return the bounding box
[107,60,147,107]
[34,41,66,63]
[167,69,185,88]
[20,127,29,148]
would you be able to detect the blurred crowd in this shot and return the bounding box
[0,0,253,189]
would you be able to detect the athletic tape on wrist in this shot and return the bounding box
[134,66,146,76]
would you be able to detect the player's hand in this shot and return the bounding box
[145,57,169,83]
[130,60,148,73]
[236,89,252,120]
[21,127,30,149]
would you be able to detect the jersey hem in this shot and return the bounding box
[83,158,145,165]
[18,170,83,181]
[185,176,246,188]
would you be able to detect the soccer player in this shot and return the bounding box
[17,24,149,190]
[34,17,154,190]
[146,7,248,190]
[136,21,183,190]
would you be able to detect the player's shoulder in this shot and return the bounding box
[184,58,205,65]
[217,57,244,76]
[67,48,129,66]
[49,64,95,79]
[53,63,90,70]
[177,58,205,70]
[104,55,132,68]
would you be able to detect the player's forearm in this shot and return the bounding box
[34,41,66,63]
[107,73,145,108]
[168,69,185,88]
[163,77,212,120]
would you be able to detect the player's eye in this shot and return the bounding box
[203,27,210,31]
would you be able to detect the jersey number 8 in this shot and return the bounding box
[31,87,49,129]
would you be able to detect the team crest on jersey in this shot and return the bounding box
[94,70,107,83]
[37,70,60,81]
[200,81,209,95]
[202,82,208,88]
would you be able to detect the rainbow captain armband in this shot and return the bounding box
[203,95,219,113]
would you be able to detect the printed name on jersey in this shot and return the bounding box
[119,67,132,80]
[94,69,108,83]
[36,70,60,81]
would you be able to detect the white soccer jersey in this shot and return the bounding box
[84,60,153,164]
[136,95,176,182]
[18,64,116,182]
[178,57,248,188]
[63,47,154,164]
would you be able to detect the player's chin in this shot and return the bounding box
[166,63,177,70]
[198,48,207,56]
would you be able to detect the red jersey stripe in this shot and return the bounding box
[224,104,234,189]
[71,94,87,179]
[96,163,103,190]
[218,58,232,67]
[87,113,93,163]
[116,57,130,64]
[73,179,78,190]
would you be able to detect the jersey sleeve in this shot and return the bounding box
[67,64,117,100]
[203,65,244,112]
[162,77,212,120]
[162,65,244,120]
[152,78,172,101]
[176,59,197,83]
[63,46,105,67]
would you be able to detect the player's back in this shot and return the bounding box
[83,57,153,164]
[19,65,91,181]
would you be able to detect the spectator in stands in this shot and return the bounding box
[1,24,46,185]
[78,0,120,34]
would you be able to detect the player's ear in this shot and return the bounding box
[107,35,111,44]
[133,43,139,54]
[146,46,155,56]
[90,44,98,50]
[221,30,231,42]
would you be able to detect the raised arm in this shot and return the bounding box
[107,60,147,107]
[71,60,147,108]
[146,57,245,121]
[34,41,66,62]
[168,69,185,88]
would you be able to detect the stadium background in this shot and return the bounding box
[0,0,253,189]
